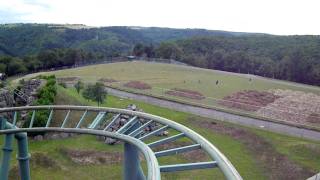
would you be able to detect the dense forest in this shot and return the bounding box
[153,36,320,85]
[0,23,320,86]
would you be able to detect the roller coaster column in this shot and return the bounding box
[0,118,30,180]
[123,120,145,180]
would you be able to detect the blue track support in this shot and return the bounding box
[76,110,88,128]
[160,161,218,172]
[148,133,185,148]
[15,132,30,180]
[124,142,145,180]
[0,119,13,180]
[88,112,106,129]
[123,119,145,180]
[154,144,201,157]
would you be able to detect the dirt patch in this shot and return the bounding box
[257,89,320,125]
[219,90,279,111]
[31,152,61,169]
[188,117,315,180]
[99,78,118,83]
[9,152,61,179]
[307,113,320,124]
[60,148,122,165]
[165,88,205,100]
[124,81,151,90]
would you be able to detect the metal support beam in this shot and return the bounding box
[13,111,18,125]
[148,133,185,148]
[76,110,88,128]
[116,116,138,134]
[160,161,217,172]
[45,109,53,128]
[15,132,30,180]
[154,144,201,157]
[139,125,169,141]
[124,142,146,180]
[88,112,106,129]
[0,118,13,180]
[61,110,71,128]
[104,113,121,131]
[128,120,153,137]
[3,121,31,180]
[29,110,36,128]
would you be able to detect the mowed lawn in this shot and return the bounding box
[4,86,320,179]
[19,61,320,99]
[13,61,320,127]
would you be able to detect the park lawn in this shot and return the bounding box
[14,61,320,100]
[3,85,320,179]
[13,61,320,128]
[24,86,317,180]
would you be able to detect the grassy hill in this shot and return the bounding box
[6,85,320,179]
[20,61,320,128]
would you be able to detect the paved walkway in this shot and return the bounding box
[106,87,320,141]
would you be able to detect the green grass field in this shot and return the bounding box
[5,85,319,179]
[15,61,320,128]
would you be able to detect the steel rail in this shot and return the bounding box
[0,105,242,180]
[0,127,160,180]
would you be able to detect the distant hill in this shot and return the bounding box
[0,23,263,57]
[1,23,320,86]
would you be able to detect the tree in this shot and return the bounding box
[74,80,84,94]
[82,82,107,106]
[133,43,145,56]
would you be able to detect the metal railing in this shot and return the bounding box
[0,105,242,180]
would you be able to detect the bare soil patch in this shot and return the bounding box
[165,88,205,100]
[60,148,122,165]
[9,152,61,179]
[257,89,320,125]
[124,81,151,90]
[188,117,315,180]
[219,90,279,111]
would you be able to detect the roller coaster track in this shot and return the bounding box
[0,105,242,180]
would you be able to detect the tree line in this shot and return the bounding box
[0,48,102,76]
[152,36,320,86]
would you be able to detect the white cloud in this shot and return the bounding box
[0,0,319,35]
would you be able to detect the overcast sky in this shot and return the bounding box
[0,0,319,35]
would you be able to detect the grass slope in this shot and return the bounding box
[5,86,318,179]
[18,61,320,129]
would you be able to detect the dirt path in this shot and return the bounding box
[106,87,320,141]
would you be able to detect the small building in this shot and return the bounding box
[126,56,136,60]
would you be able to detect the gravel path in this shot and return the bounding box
[106,87,320,141]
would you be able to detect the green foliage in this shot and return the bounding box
[82,82,107,106]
